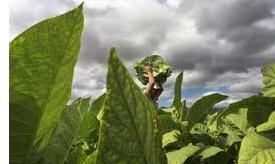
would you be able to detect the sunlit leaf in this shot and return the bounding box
[96,48,167,164]
[9,4,84,163]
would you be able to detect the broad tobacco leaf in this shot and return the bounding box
[95,48,167,164]
[38,100,82,164]
[218,95,275,128]
[186,93,228,127]
[238,132,275,164]
[78,94,105,146]
[9,3,84,163]
[261,63,275,97]
[63,95,105,164]
[224,108,254,134]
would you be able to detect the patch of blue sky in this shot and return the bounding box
[182,85,230,99]
[158,85,231,108]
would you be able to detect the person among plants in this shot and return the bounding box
[143,65,163,103]
[134,55,172,107]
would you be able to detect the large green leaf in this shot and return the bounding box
[35,100,82,164]
[9,4,84,163]
[186,93,228,127]
[64,94,106,164]
[238,132,275,164]
[95,48,167,164]
[166,145,201,164]
[172,71,183,111]
[78,94,105,143]
[262,63,275,97]
[218,95,275,128]
[224,108,254,134]
[9,90,41,163]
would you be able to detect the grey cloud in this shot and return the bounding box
[10,0,78,39]
[75,0,177,66]
[10,0,275,104]
[194,0,275,34]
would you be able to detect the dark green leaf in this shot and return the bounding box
[198,146,230,164]
[224,108,254,134]
[218,95,275,128]
[36,100,81,164]
[238,132,275,164]
[95,48,167,164]
[186,93,228,127]
[9,4,84,163]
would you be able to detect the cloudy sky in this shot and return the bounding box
[10,0,275,107]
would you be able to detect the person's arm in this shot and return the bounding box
[145,71,155,95]
[144,66,155,96]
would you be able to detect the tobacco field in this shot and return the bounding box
[10,4,275,164]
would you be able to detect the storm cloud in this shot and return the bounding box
[10,0,275,106]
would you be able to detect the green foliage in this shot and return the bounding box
[162,130,181,150]
[238,132,275,164]
[134,55,172,85]
[186,93,228,127]
[157,114,180,134]
[95,48,167,164]
[40,100,81,164]
[9,2,275,164]
[224,108,254,134]
[166,145,201,164]
[9,4,84,163]
[172,72,183,111]
[82,151,97,164]
[221,124,242,147]
[256,111,275,141]
[262,63,275,97]
[64,95,105,164]
[198,146,230,164]
[218,95,275,128]
[77,94,105,149]
[256,111,275,133]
